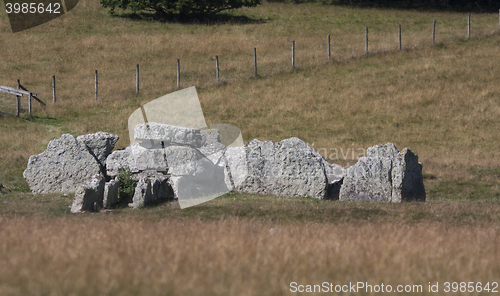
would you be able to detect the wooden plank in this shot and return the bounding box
[0,85,26,96]
[32,95,46,107]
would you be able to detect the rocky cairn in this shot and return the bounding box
[23,123,426,213]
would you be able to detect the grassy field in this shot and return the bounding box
[0,193,499,296]
[1,0,500,295]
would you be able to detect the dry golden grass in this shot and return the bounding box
[0,214,498,296]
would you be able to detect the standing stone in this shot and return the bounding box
[103,177,120,208]
[71,174,105,213]
[76,132,119,169]
[131,170,173,208]
[391,148,426,202]
[223,146,248,191]
[23,134,102,194]
[236,137,328,199]
[132,178,152,208]
[340,143,426,202]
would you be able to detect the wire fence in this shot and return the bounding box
[1,11,499,115]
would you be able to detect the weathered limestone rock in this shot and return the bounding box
[134,122,203,147]
[391,148,426,202]
[339,157,393,202]
[235,137,328,199]
[198,129,226,162]
[23,134,102,194]
[131,170,173,208]
[71,174,105,213]
[223,146,248,192]
[160,146,228,209]
[366,143,399,160]
[323,160,345,184]
[103,177,120,208]
[106,142,223,177]
[106,146,131,177]
[76,132,119,169]
[132,178,152,208]
[129,144,169,173]
[340,143,426,202]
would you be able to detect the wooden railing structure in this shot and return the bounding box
[0,80,45,116]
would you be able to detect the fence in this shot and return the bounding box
[0,81,45,116]
[1,11,499,113]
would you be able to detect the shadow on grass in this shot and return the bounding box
[268,0,500,13]
[24,115,65,126]
[313,0,499,13]
[113,11,267,25]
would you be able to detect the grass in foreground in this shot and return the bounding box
[0,192,499,296]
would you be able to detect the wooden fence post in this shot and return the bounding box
[254,48,257,77]
[16,79,20,117]
[327,35,331,62]
[365,26,368,53]
[467,12,471,39]
[432,20,436,45]
[177,58,180,89]
[292,40,295,68]
[28,92,32,115]
[398,24,402,51]
[136,64,139,95]
[216,55,220,81]
[52,75,56,104]
[95,70,98,101]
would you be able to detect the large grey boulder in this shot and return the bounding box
[340,143,425,202]
[23,134,102,194]
[71,174,105,213]
[76,132,119,169]
[235,137,328,199]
